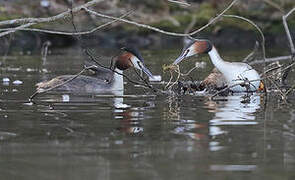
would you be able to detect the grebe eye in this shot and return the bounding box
[184,49,190,56]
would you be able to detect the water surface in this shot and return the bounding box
[0,49,295,180]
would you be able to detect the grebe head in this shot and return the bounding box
[173,39,212,65]
[114,46,154,78]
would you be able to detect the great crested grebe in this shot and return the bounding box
[173,39,263,92]
[36,47,154,93]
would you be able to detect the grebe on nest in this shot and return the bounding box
[173,39,264,92]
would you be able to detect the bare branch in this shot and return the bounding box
[188,0,238,36]
[0,22,35,38]
[243,41,259,63]
[282,7,295,54]
[285,84,295,96]
[223,14,266,62]
[285,7,295,18]
[0,0,105,38]
[84,0,238,38]
[263,0,284,13]
[250,55,292,65]
[209,78,260,100]
[0,0,238,39]
[267,76,288,103]
[167,0,191,7]
[29,65,97,101]
[0,11,133,36]
[84,8,189,37]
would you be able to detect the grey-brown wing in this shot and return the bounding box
[36,75,110,92]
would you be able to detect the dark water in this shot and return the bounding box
[1,49,295,180]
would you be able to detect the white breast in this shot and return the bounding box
[111,69,124,90]
[224,63,260,92]
[208,47,260,92]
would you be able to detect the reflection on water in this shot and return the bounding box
[0,53,295,180]
[208,94,261,138]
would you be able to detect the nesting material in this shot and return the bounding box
[162,64,178,72]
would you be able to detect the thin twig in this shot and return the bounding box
[222,14,266,62]
[210,78,261,100]
[29,65,96,101]
[170,66,181,90]
[69,6,157,92]
[0,0,104,26]
[285,84,295,96]
[283,7,295,54]
[0,11,133,36]
[250,55,291,65]
[210,61,295,99]
[0,0,105,37]
[243,41,259,63]
[180,66,198,76]
[267,77,288,103]
[166,65,181,90]
[132,68,157,92]
[0,0,238,39]
[167,0,191,7]
[84,8,189,37]
[165,71,174,89]
[265,62,295,79]
[263,0,284,13]
[189,0,238,36]
[263,64,282,75]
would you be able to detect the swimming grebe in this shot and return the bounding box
[36,47,154,93]
[173,39,262,92]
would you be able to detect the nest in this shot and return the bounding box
[162,64,178,72]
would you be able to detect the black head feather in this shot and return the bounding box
[121,46,144,62]
[183,39,197,51]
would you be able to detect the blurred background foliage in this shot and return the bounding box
[0,0,294,53]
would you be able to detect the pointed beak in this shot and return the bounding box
[140,64,154,78]
[173,55,185,65]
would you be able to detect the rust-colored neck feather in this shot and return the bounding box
[114,52,133,70]
[194,40,212,54]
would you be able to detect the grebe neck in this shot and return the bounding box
[112,68,124,90]
[208,46,227,73]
